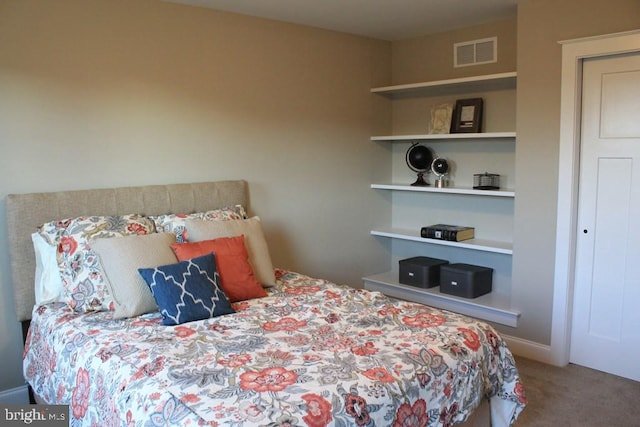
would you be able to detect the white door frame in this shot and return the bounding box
[552,29,640,366]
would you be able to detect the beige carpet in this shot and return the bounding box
[513,356,640,426]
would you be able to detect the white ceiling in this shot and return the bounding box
[165,0,519,41]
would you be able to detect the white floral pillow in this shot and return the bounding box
[52,214,156,312]
[38,218,73,246]
[150,205,247,243]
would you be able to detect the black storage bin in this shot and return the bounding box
[399,256,449,288]
[440,263,493,298]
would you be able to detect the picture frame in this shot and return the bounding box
[429,103,453,134]
[451,98,483,133]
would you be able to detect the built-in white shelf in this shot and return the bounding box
[367,71,518,324]
[371,183,515,198]
[363,271,520,327]
[370,228,513,255]
[371,132,516,141]
[371,72,517,99]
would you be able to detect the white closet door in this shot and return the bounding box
[570,52,640,381]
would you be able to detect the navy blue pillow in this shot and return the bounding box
[138,253,234,325]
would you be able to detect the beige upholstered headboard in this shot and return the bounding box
[6,180,248,322]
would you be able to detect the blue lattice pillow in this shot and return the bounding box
[138,253,234,325]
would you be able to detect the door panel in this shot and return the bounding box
[588,157,630,340]
[600,69,640,137]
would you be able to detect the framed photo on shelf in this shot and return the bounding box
[429,103,453,134]
[452,98,483,133]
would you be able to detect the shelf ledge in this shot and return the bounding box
[371,132,516,141]
[371,183,514,197]
[371,72,517,98]
[363,271,520,327]
[370,228,512,255]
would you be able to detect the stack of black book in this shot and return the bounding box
[421,224,474,242]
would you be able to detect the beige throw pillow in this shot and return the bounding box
[90,232,178,318]
[185,216,276,287]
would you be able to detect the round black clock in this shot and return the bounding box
[431,157,449,187]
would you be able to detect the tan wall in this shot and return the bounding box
[513,0,640,344]
[390,0,640,347]
[0,0,391,392]
[392,18,517,84]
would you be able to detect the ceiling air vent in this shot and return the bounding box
[454,37,497,68]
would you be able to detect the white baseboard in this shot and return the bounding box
[0,385,29,404]
[503,334,566,367]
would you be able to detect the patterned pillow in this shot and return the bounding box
[138,253,235,325]
[37,218,73,246]
[150,205,247,243]
[56,214,157,312]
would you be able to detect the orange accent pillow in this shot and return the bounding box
[171,236,267,302]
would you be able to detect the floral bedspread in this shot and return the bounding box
[24,269,526,426]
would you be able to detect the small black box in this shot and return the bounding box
[440,263,493,298]
[399,256,449,288]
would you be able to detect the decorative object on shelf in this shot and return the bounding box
[452,98,483,133]
[431,157,449,188]
[440,263,493,299]
[405,143,433,186]
[429,103,454,134]
[421,224,475,242]
[473,172,500,190]
[399,256,449,288]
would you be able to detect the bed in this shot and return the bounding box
[7,180,526,426]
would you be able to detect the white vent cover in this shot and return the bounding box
[454,37,497,67]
